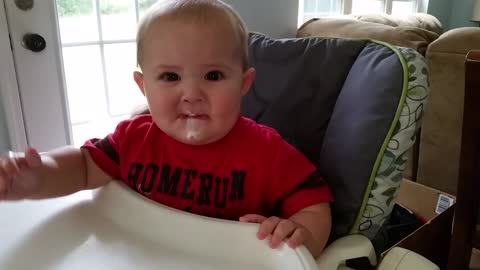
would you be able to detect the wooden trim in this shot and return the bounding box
[474,228,480,248]
[467,50,480,61]
[447,50,480,269]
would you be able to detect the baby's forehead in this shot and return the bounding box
[137,3,247,69]
[145,15,242,49]
[150,8,236,32]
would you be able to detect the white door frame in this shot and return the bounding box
[1,0,72,151]
[0,1,27,151]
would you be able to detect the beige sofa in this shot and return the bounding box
[297,14,443,56]
[297,14,480,196]
[417,27,480,195]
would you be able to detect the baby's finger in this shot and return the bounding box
[257,216,281,240]
[270,219,296,248]
[287,228,308,249]
[25,147,41,168]
[239,214,267,223]
[1,156,19,177]
[0,165,12,199]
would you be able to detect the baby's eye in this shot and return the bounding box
[204,71,224,81]
[160,72,180,81]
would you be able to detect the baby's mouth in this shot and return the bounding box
[183,115,206,141]
[180,113,209,120]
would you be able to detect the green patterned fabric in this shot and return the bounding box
[350,47,429,242]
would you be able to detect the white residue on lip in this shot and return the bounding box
[185,118,201,141]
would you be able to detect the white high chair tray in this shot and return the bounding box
[0,181,317,270]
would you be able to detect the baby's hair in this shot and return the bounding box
[136,0,249,70]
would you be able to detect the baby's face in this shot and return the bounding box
[135,17,254,145]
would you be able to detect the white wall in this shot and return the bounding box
[427,0,452,28]
[427,0,477,30]
[449,0,477,29]
[223,0,299,38]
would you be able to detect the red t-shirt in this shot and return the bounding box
[82,115,333,220]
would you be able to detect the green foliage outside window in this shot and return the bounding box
[56,0,93,17]
[140,0,159,10]
[99,0,130,15]
[56,0,159,17]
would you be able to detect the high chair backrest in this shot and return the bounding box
[242,34,429,251]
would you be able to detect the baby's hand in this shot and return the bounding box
[239,214,311,249]
[0,147,43,200]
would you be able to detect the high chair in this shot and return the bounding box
[0,34,439,270]
[243,33,435,269]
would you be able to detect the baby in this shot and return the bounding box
[0,0,333,258]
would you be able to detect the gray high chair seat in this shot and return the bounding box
[243,33,431,269]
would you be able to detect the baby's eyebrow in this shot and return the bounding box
[203,63,233,72]
[152,64,181,72]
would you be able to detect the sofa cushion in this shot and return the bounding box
[297,17,439,55]
[349,13,443,35]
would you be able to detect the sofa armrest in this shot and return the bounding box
[428,27,480,55]
[315,234,377,269]
[417,28,480,195]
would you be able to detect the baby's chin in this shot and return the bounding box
[157,119,230,145]
[178,118,216,145]
[175,133,217,145]
[173,128,229,145]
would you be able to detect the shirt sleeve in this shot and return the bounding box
[268,137,334,218]
[279,170,333,218]
[80,119,130,179]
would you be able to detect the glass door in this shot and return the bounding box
[57,0,156,146]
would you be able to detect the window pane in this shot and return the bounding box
[392,1,414,15]
[316,0,337,13]
[139,0,160,18]
[352,0,383,14]
[62,45,106,125]
[100,0,136,40]
[304,0,317,13]
[302,0,338,19]
[104,43,145,117]
[56,0,98,43]
[139,0,159,11]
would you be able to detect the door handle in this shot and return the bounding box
[22,33,46,52]
[15,0,34,11]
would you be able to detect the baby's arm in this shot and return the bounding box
[240,202,331,258]
[0,146,112,200]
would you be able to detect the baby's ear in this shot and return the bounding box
[133,71,145,95]
[241,68,256,95]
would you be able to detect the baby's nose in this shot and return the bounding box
[182,84,205,103]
